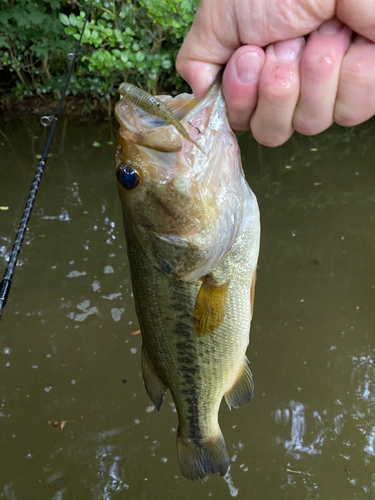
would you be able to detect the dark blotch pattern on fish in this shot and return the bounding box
[172,284,202,441]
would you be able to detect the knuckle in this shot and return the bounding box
[293,113,330,136]
[251,128,288,148]
[334,110,359,127]
[229,115,250,131]
[301,51,337,82]
[340,56,373,86]
[261,68,298,103]
[293,118,315,135]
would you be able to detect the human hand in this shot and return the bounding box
[176,0,375,146]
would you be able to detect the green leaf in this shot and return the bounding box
[0,36,9,48]
[69,12,77,27]
[59,13,70,26]
[28,12,47,25]
[161,59,172,69]
[136,51,145,62]
[64,26,77,35]
[93,141,101,147]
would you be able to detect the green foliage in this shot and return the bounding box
[0,0,73,99]
[0,0,199,105]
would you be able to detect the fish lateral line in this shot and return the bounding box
[118,82,206,154]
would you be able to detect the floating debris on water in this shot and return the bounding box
[111,307,124,322]
[66,270,87,278]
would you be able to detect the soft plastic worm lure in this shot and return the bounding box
[119,82,204,153]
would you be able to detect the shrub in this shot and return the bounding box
[0,0,73,100]
[0,0,199,105]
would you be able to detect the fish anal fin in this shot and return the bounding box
[194,276,229,337]
[225,357,254,410]
[141,346,167,411]
[177,429,229,481]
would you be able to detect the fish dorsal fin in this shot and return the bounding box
[194,275,229,337]
[141,346,168,410]
[225,357,254,410]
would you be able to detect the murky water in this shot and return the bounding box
[1,112,375,499]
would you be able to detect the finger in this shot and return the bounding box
[250,37,305,147]
[176,0,335,100]
[334,35,375,126]
[176,0,238,99]
[337,0,375,41]
[293,18,352,135]
[222,46,265,130]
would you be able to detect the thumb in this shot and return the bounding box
[337,0,375,40]
[176,1,238,99]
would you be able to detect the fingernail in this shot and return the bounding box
[236,51,263,84]
[318,18,342,34]
[274,38,304,61]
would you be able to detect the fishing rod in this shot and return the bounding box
[0,1,93,320]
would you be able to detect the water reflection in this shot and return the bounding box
[276,401,326,458]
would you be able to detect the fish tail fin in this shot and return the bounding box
[177,429,229,481]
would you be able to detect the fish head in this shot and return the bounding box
[115,79,245,280]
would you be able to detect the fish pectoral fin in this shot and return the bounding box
[225,357,254,410]
[141,346,167,411]
[177,429,229,481]
[194,276,229,337]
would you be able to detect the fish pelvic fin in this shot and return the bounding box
[177,429,229,481]
[141,346,167,411]
[194,276,229,337]
[225,357,254,410]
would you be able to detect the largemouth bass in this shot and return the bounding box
[114,78,260,481]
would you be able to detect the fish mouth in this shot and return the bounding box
[114,78,222,154]
[115,91,197,153]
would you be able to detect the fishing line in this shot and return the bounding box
[0,1,93,320]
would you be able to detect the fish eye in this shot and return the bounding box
[117,164,140,190]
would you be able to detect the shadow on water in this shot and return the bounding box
[0,113,375,499]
